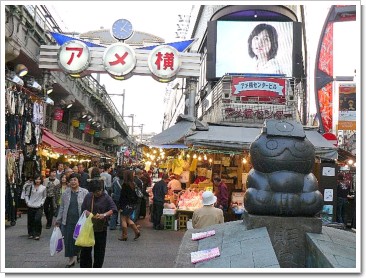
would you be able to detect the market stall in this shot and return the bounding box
[5,80,45,224]
[142,145,251,229]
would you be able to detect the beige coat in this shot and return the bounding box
[192,205,224,229]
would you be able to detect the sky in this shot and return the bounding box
[47,1,359,134]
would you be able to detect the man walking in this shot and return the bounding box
[100,164,112,195]
[152,173,169,230]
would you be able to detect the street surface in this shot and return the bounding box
[4,211,185,270]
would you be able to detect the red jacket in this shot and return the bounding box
[216,181,229,207]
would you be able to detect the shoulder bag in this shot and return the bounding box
[91,195,106,232]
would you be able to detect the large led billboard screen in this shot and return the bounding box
[207,21,302,80]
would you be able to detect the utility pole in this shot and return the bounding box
[127,124,144,143]
[124,114,135,137]
[140,124,144,143]
[188,77,198,118]
[109,89,125,117]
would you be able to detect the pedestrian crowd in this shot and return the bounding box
[20,161,228,268]
[20,162,153,268]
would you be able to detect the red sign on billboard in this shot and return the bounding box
[231,77,286,104]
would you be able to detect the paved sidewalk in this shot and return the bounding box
[4,212,185,271]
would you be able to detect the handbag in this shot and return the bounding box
[90,195,106,232]
[73,210,87,240]
[75,213,95,247]
[50,226,63,256]
[135,184,144,198]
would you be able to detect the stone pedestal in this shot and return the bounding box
[243,212,322,268]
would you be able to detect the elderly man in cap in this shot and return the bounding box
[192,191,224,229]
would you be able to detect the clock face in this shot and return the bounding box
[111,19,133,41]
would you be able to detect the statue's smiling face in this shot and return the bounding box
[250,135,315,174]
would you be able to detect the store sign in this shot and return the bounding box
[147,45,181,82]
[40,45,200,82]
[57,40,91,75]
[231,77,286,104]
[103,42,136,80]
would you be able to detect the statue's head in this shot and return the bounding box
[250,120,315,173]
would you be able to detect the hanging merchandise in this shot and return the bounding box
[172,158,184,175]
[190,158,198,172]
[5,81,45,223]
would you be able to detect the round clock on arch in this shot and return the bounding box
[111,19,133,41]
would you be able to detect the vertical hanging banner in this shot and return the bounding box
[71,119,80,127]
[79,122,86,131]
[53,108,64,121]
[84,124,90,134]
[316,22,333,134]
[338,83,356,130]
[314,5,356,134]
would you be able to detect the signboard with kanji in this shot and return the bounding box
[103,42,136,80]
[39,45,200,82]
[147,45,181,82]
[231,77,286,104]
[57,40,91,75]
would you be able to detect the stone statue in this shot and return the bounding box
[244,120,323,216]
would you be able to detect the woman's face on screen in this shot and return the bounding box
[251,30,271,58]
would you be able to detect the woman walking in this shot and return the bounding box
[79,167,117,268]
[118,170,140,241]
[24,174,46,240]
[55,173,88,267]
[43,168,60,229]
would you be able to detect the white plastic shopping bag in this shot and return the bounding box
[50,226,63,256]
[73,210,87,240]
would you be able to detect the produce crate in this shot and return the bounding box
[164,215,176,230]
[178,214,189,230]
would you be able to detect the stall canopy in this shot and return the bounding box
[185,124,338,160]
[42,129,76,155]
[42,128,107,157]
[148,114,208,148]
